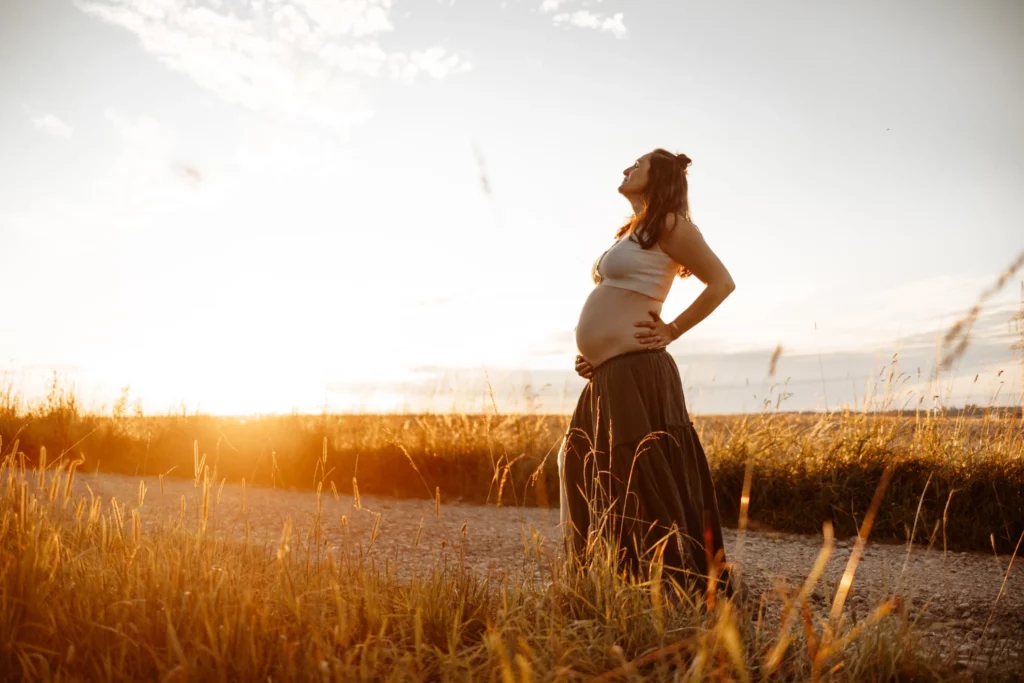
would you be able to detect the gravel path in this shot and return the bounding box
[77,472,1024,666]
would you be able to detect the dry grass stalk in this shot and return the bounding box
[939,250,1024,371]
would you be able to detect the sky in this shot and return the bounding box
[1,0,1022,415]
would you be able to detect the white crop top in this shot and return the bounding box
[591,232,679,302]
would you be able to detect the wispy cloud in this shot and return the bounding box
[552,10,626,38]
[540,0,626,39]
[31,113,74,138]
[75,0,470,130]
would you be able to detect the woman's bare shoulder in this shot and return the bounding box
[663,211,698,232]
[660,212,702,248]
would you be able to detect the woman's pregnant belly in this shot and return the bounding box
[574,284,664,368]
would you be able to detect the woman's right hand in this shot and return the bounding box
[575,354,593,380]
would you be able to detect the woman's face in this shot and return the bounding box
[618,154,651,197]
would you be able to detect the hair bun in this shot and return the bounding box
[676,153,692,169]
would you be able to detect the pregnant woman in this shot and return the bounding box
[559,148,735,592]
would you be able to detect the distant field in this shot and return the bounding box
[2,387,1021,553]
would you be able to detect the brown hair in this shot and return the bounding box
[615,148,695,278]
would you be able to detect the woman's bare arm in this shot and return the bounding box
[658,213,735,339]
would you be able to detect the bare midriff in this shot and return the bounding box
[574,283,663,368]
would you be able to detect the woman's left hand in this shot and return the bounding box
[634,311,679,349]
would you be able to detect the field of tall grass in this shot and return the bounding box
[0,446,977,681]
[2,360,1023,678]
[2,373,1021,554]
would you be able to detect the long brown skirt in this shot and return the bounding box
[558,348,727,589]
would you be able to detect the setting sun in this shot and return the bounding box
[2,0,1021,415]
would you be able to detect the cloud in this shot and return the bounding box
[552,10,626,38]
[404,46,469,80]
[76,0,470,130]
[325,322,1023,414]
[31,113,74,138]
[540,1,626,39]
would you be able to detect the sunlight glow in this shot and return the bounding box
[1,0,1020,415]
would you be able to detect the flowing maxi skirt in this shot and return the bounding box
[557,348,728,589]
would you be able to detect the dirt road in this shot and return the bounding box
[77,472,1024,666]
